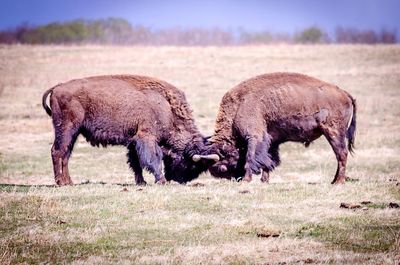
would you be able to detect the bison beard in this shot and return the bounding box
[42,75,217,186]
[207,72,357,184]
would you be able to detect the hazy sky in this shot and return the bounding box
[1,0,399,35]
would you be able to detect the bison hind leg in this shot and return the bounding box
[321,125,348,184]
[50,96,85,186]
[51,121,80,186]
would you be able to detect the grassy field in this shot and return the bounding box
[0,44,399,264]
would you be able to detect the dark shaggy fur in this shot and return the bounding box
[207,72,357,184]
[42,75,211,186]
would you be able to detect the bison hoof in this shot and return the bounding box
[156,178,167,185]
[331,177,346,185]
[260,178,269,183]
[243,176,252,182]
[136,181,147,186]
[56,180,73,186]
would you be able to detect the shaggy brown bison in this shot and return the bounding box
[42,75,218,186]
[206,72,356,184]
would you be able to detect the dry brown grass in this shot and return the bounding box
[0,44,399,264]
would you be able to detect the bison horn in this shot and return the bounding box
[192,154,220,162]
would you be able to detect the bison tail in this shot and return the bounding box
[346,95,357,155]
[42,87,55,116]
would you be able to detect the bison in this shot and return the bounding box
[206,72,356,184]
[42,75,219,186]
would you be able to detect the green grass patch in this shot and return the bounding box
[296,216,400,252]
[3,238,118,264]
[0,153,52,177]
[0,184,42,193]
[0,194,119,264]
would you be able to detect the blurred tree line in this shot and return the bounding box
[0,18,397,45]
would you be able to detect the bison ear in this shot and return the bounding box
[192,154,220,162]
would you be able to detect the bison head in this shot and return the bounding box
[205,133,278,180]
[162,137,220,183]
[204,141,244,180]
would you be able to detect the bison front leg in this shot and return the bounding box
[243,132,273,182]
[260,143,280,183]
[243,136,262,182]
[127,146,147,186]
[133,135,167,184]
[260,170,270,183]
